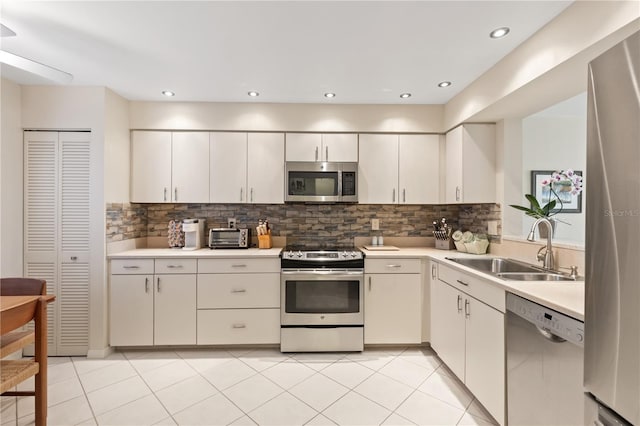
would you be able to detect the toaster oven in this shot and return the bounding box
[208,228,251,249]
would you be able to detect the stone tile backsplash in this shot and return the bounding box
[106,202,501,247]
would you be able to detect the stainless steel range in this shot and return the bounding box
[280,246,364,352]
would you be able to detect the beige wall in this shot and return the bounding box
[130,101,444,133]
[104,89,131,203]
[445,1,640,129]
[0,78,24,277]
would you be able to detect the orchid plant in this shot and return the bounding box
[510,169,584,222]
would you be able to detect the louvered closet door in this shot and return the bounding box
[24,131,90,356]
[24,132,58,351]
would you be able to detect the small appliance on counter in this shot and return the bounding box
[182,218,205,250]
[209,228,251,249]
[168,220,184,248]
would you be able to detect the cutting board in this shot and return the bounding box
[363,245,400,251]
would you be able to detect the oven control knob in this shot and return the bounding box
[342,251,348,259]
[351,252,358,258]
[296,251,303,258]
[286,251,294,259]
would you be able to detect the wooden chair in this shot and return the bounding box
[0,278,47,425]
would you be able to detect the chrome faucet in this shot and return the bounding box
[527,217,554,270]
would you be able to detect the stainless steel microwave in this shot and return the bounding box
[285,162,358,203]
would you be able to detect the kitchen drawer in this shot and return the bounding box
[197,273,280,309]
[155,258,197,274]
[111,259,154,275]
[365,258,421,274]
[198,258,279,274]
[197,309,280,344]
[438,263,505,312]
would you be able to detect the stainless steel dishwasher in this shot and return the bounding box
[506,293,584,425]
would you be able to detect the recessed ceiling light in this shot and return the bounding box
[324,92,336,98]
[399,93,411,99]
[490,27,510,39]
[161,90,175,97]
[438,81,452,88]
[248,91,259,97]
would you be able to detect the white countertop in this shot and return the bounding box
[108,247,282,259]
[361,246,585,321]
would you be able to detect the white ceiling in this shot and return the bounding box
[0,1,572,105]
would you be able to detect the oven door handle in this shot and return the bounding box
[281,269,364,276]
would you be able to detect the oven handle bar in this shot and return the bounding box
[281,269,364,275]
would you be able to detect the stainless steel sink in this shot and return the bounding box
[496,272,576,281]
[445,257,577,281]
[445,257,543,274]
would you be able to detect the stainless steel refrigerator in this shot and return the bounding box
[585,30,639,426]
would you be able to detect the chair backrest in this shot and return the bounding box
[0,278,46,296]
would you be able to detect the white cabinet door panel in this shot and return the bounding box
[322,134,358,162]
[197,309,280,344]
[358,134,398,204]
[431,279,466,380]
[286,133,321,162]
[210,132,248,203]
[247,133,284,204]
[154,274,196,345]
[171,132,210,203]
[197,273,280,309]
[110,275,154,346]
[131,131,172,203]
[445,126,463,203]
[399,134,440,204]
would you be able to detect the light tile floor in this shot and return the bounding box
[0,346,498,426]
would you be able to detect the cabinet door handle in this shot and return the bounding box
[315,146,319,161]
[166,264,183,269]
[174,187,178,201]
[232,323,246,329]
[465,299,470,318]
[403,189,406,203]
[325,146,329,161]
[164,187,167,202]
[70,256,78,261]
[231,289,246,293]
[240,187,243,202]
[392,188,396,203]
[231,264,247,268]
[386,264,401,268]
[123,265,140,270]
[457,279,469,286]
[156,277,160,292]
[431,264,437,279]
[250,188,254,202]
[368,276,372,291]
[456,186,461,202]
[145,277,149,293]
[457,294,462,312]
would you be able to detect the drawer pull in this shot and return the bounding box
[456,279,469,286]
[166,265,183,269]
[231,264,247,268]
[232,324,246,329]
[123,265,140,269]
[386,264,402,268]
[231,289,247,293]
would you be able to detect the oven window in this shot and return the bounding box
[288,171,339,197]
[285,280,360,313]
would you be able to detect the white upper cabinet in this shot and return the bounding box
[359,134,440,204]
[131,131,172,203]
[247,133,285,204]
[358,134,399,204]
[286,133,358,162]
[445,124,496,204]
[131,131,209,203]
[399,134,440,204]
[172,132,210,203]
[210,132,248,203]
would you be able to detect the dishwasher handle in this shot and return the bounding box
[536,326,567,343]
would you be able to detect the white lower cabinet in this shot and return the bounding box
[109,258,196,346]
[430,262,505,425]
[364,258,422,344]
[197,258,281,345]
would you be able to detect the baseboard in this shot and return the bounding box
[86,346,115,359]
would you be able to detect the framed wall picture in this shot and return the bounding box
[531,170,583,213]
